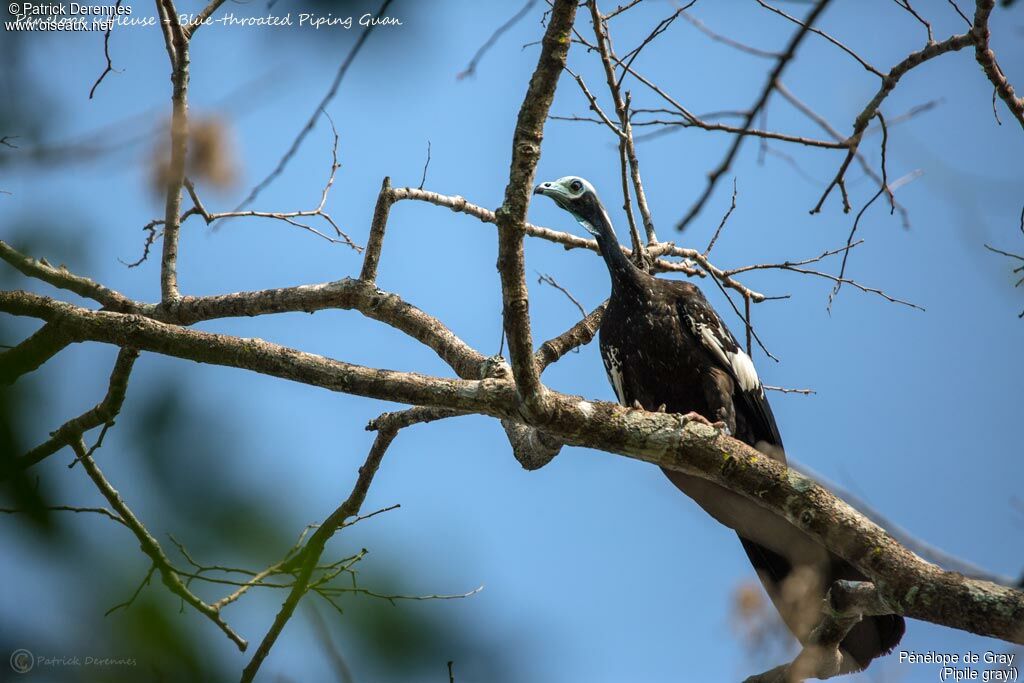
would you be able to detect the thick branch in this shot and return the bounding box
[150,278,488,381]
[494,0,577,412]
[973,0,1024,129]
[535,301,605,371]
[0,323,75,385]
[0,291,506,414]
[4,291,1022,645]
[359,177,394,283]
[156,0,190,301]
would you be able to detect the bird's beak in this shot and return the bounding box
[534,182,552,196]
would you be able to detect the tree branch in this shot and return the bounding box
[359,177,394,283]
[72,436,247,651]
[390,186,701,275]
[0,239,135,311]
[156,0,190,301]
[0,323,75,385]
[494,0,578,412]
[3,291,1023,646]
[812,30,976,214]
[3,348,139,479]
[973,0,1024,129]
[241,413,412,682]
[677,0,833,231]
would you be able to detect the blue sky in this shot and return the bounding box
[2,1,1023,681]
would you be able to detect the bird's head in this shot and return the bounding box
[534,176,607,238]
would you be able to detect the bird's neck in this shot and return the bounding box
[590,205,643,290]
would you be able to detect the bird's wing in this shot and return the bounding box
[675,294,784,450]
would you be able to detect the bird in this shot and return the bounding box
[533,175,904,673]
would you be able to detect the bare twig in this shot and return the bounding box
[616,112,643,259]
[948,0,971,25]
[811,30,976,214]
[186,0,228,36]
[681,11,782,59]
[615,4,692,89]
[188,116,360,251]
[536,272,587,318]
[704,178,737,256]
[756,0,884,77]
[105,565,157,616]
[3,348,139,479]
[0,504,127,526]
[240,428,397,682]
[88,0,122,99]
[678,0,834,231]
[121,219,163,268]
[985,239,1024,318]
[828,112,890,308]
[73,436,248,650]
[0,239,136,311]
[774,81,912,227]
[418,140,431,190]
[892,0,934,44]
[764,385,816,395]
[602,0,642,20]
[458,0,538,79]
[587,0,660,244]
[235,0,393,211]
[565,67,624,137]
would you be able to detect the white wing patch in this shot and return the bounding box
[728,348,760,393]
[689,312,762,393]
[603,346,627,405]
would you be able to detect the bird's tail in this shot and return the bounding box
[739,537,905,672]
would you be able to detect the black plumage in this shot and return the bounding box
[534,176,904,672]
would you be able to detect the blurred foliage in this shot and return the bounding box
[0,226,517,681]
[0,226,91,539]
[2,356,513,681]
[729,579,797,668]
[0,2,510,669]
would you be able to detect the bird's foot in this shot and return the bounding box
[681,411,727,432]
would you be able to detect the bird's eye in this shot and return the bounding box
[570,180,583,193]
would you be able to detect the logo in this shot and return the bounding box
[10,648,34,674]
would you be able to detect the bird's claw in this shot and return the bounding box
[681,412,726,432]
